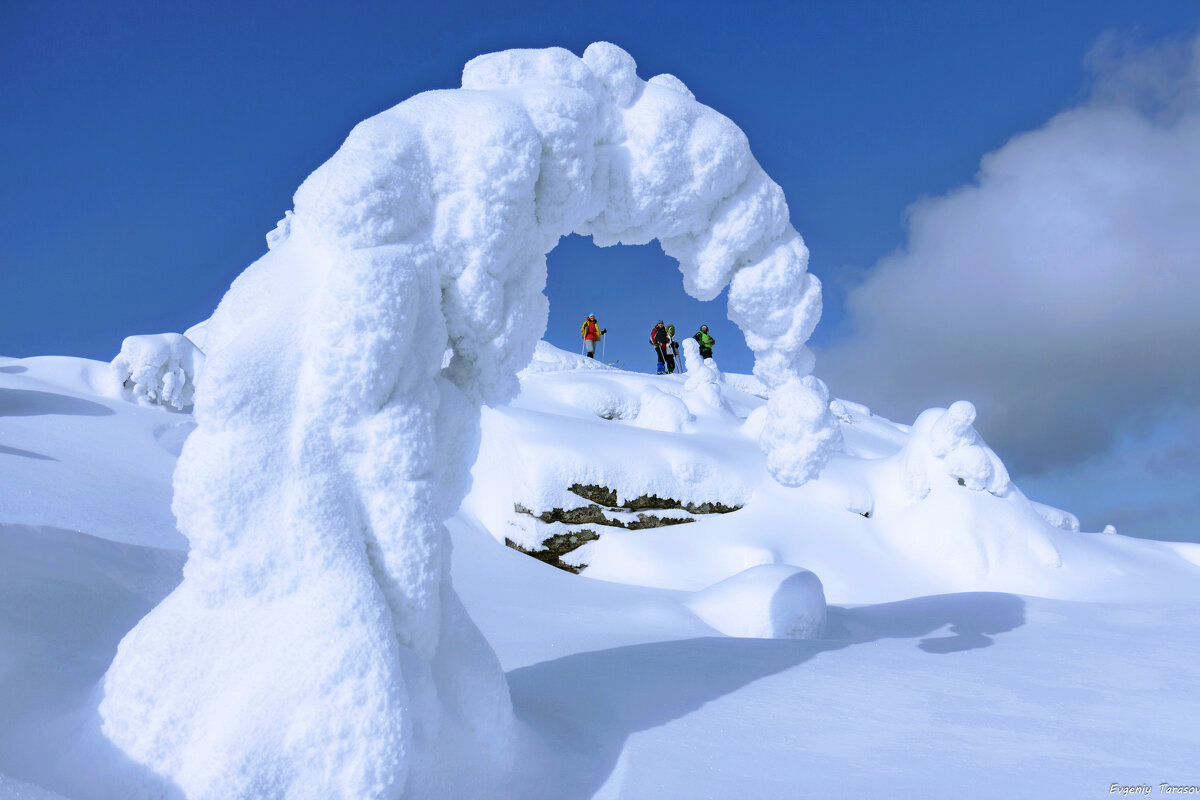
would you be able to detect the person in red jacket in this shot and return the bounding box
[650,320,670,374]
[580,314,605,358]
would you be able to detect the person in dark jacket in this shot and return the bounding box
[693,325,715,359]
[664,324,679,374]
[650,320,670,374]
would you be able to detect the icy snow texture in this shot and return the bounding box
[101,42,832,798]
[687,565,827,639]
[110,333,204,411]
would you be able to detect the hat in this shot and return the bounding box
[700,324,708,331]
[657,320,664,324]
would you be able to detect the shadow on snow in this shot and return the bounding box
[0,388,114,418]
[504,591,1025,798]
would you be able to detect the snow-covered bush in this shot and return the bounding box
[110,333,204,411]
[901,400,1012,500]
[101,41,835,798]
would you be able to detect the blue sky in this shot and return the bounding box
[3,0,1198,541]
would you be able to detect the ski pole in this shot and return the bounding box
[601,332,606,362]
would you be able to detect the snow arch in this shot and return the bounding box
[100,43,838,798]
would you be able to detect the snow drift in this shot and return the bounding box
[99,42,834,797]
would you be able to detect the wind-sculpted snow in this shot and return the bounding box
[100,42,833,798]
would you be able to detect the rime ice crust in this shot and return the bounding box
[100,42,835,797]
[110,333,204,411]
[760,376,843,486]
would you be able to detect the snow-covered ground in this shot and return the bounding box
[3,350,1199,798]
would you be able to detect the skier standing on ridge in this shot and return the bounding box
[650,320,670,374]
[664,324,680,374]
[580,314,605,359]
[693,325,715,359]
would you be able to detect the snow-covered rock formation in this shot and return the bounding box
[100,42,835,798]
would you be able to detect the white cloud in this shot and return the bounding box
[818,31,1200,478]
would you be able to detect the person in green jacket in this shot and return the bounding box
[693,325,715,359]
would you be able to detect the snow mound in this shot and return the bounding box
[101,41,834,797]
[110,333,203,411]
[633,385,692,432]
[570,383,640,421]
[687,564,827,639]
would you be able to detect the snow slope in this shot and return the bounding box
[466,343,1200,604]
[3,352,1199,798]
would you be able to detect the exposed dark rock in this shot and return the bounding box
[505,538,584,574]
[504,528,598,574]
[516,503,698,530]
[625,514,695,530]
[541,528,600,554]
[683,500,741,514]
[514,503,624,527]
[510,483,743,573]
[567,483,619,506]
[568,483,742,514]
